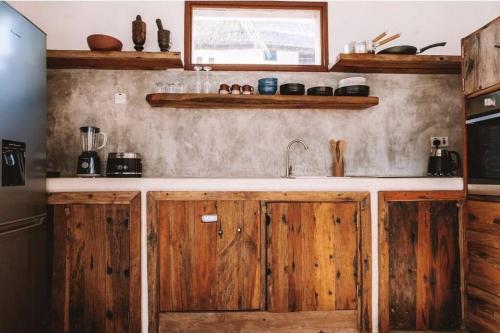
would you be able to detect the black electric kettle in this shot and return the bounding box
[427,139,461,176]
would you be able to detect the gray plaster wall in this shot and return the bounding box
[47,69,463,177]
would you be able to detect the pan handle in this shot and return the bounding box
[419,42,446,54]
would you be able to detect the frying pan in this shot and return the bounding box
[378,42,446,55]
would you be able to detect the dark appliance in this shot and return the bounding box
[77,126,107,177]
[106,153,142,177]
[427,139,461,176]
[0,3,49,332]
[466,90,500,184]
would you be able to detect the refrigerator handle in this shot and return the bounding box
[0,215,45,236]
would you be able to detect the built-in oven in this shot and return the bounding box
[466,90,500,185]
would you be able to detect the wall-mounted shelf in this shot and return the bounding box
[145,93,379,109]
[330,54,461,74]
[47,50,183,70]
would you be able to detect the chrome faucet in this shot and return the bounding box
[285,139,309,178]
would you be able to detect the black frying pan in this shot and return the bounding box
[378,42,446,55]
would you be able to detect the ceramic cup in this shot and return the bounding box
[219,84,230,94]
[231,84,241,95]
[242,85,254,95]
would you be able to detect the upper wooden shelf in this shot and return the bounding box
[47,50,183,70]
[146,93,379,109]
[330,54,462,74]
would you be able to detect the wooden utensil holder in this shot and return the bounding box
[333,160,344,177]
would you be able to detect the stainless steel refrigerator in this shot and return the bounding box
[0,2,48,332]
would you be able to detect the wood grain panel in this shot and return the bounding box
[105,205,131,333]
[333,202,358,310]
[158,200,261,312]
[388,201,418,330]
[429,201,460,330]
[379,192,463,333]
[159,310,357,333]
[462,17,500,96]
[47,50,183,70]
[467,200,500,238]
[416,202,431,329]
[146,93,379,110]
[149,191,369,202]
[68,205,107,333]
[330,53,461,74]
[51,193,141,333]
[267,202,357,312]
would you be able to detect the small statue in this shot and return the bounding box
[132,15,146,51]
[156,19,170,52]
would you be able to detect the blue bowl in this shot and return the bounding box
[258,85,278,95]
[258,78,278,86]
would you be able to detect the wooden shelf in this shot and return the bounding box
[330,53,461,74]
[47,50,183,70]
[146,93,379,109]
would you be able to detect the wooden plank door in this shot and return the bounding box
[266,202,358,312]
[53,203,133,333]
[463,17,499,96]
[385,201,461,331]
[158,200,262,312]
[465,199,500,333]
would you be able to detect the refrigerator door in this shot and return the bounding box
[0,215,49,333]
[0,2,47,223]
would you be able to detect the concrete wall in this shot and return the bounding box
[48,69,462,177]
[10,0,483,176]
[10,1,500,59]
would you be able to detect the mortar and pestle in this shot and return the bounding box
[156,19,170,52]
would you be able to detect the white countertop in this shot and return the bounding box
[47,176,463,333]
[47,177,464,192]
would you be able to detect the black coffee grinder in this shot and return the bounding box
[77,126,107,177]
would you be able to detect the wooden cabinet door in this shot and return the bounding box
[266,202,358,312]
[384,201,461,331]
[465,199,500,333]
[51,201,140,333]
[158,200,262,312]
[463,17,500,96]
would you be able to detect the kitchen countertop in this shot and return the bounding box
[47,176,464,192]
[46,176,464,333]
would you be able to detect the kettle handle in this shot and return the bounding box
[450,151,461,172]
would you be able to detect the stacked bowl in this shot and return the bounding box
[258,78,278,95]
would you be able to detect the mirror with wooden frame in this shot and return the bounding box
[184,1,329,71]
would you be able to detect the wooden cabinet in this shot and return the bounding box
[266,202,358,312]
[465,196,500,333]
[148,192,371,333]
[379,191,464,332]
[462,17,500,97]
[157,200,262,311]
[48,192,141,333]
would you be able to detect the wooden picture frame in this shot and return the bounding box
[184,1,329,72]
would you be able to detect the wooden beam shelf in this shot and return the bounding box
[330,53,461,74]
[47,50,183,70]
[146,93,379,109]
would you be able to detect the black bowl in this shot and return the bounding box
[334,85,369,97]
[307,86,333,96]
[280,83,305,95]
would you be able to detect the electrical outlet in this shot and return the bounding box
[430,136,449,147]
[114,93,127,104]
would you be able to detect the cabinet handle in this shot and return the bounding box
[201,214,218,223]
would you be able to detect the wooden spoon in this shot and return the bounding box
[337,140,347,163]
[330,139,337,161]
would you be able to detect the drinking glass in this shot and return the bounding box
[194,66,202,93]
